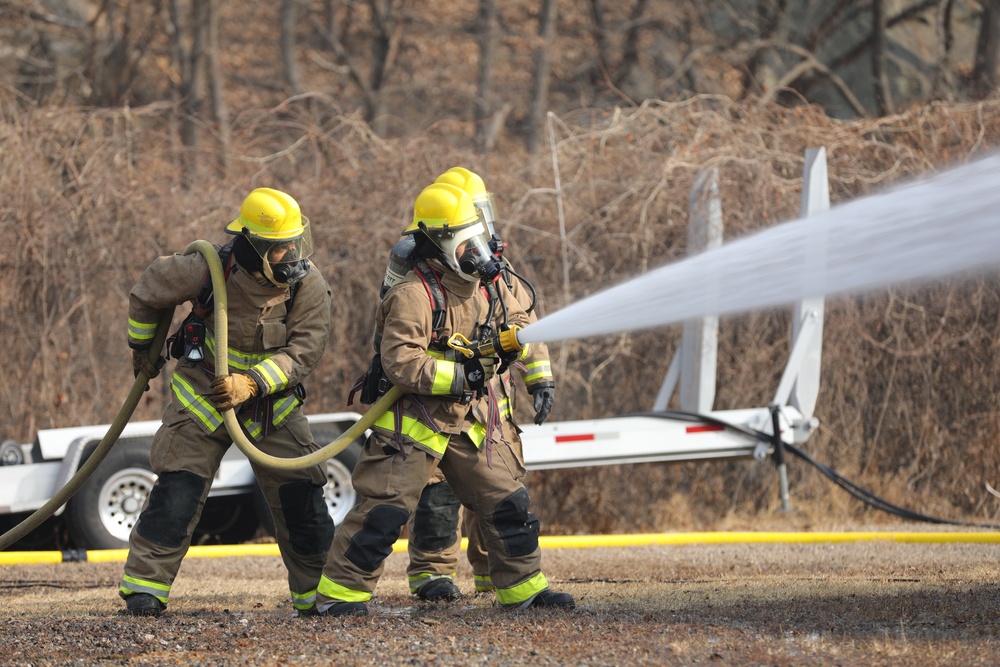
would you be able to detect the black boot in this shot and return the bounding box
[525,589,575,609]
[124,593,165,617]
[416,577,463,602]
[317,601,368,617]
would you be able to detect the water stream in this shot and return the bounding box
[519,151,1000,345]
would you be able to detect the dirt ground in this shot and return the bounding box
[3,528,1000,666]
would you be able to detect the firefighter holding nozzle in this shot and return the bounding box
[120,188,334,617]
[316,182,574,615]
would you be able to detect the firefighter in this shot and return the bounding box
[406,167,555,602]
[316,182,574,616]
[120,188,335,617]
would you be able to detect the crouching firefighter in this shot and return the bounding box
[120,188,335,617]
[317,182,575,617]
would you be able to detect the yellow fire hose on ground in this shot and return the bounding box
[0,240,401,551]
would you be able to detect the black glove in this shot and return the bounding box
[462,356,497,392]
[529,384,555,425]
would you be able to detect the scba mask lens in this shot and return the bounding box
[247,223,314,287]
[457,234,503,284]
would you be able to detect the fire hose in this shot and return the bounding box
[0,240,404,551]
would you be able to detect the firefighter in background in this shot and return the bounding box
[316,182,574,616]
[121,188,335,617]
[406,167,555,602]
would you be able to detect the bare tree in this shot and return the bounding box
[309,0,402,134]
[527,0,557,152]
[972,0,1000,98]
[871,0,893,115]
[281,0,304,95]
[475,0,499,151]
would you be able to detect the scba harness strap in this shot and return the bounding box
[349,260,448,406]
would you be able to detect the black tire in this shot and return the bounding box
[192,495,260,545]
[67,439,156,550]
[254,433,362,537]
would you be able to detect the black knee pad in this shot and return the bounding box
[278,480,335,556]
[344,504,409,573]
[492,488,540,558]
[137,471,206,548]
[411,481,461,552]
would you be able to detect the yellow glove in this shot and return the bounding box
[209,373,259,411]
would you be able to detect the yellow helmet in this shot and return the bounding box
[226,188,314,288]
[434,167,497,233]
[406,183,499,283]
[226,187,306,239]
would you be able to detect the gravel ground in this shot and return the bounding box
[3,531,1000,666]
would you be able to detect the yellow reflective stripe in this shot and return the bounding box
[271,394,300,426]
[496,572,549,606]
[497,397,512,420]
[468,422,486,449]
[373,411,450,455]
[317,575,371,602]
[171,373,222,431]
[518,343,531,361]
[120,575,171,603]
[204,335,271,371]
[523,360,553,384]
[128,318,158,342]
[253,358,289,393]
[432,359,459,395]
[290,588,317,610]
[242,417,264,440]
[473,574,494,592]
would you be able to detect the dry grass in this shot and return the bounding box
[4,90,1000,536]
[3,535,1000,665]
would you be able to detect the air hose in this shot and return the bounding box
[0,241,400,551]
[635,408,1000,530]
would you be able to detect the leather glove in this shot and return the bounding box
[530,385,555,425]
[209,373,259,411]
[462,356,497,392]
[132,347,164,380]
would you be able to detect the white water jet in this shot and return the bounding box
[519,151,1000,345]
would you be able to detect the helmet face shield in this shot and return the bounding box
[422,217,501,283]
[244,220,314,287]
[474,192,498,236]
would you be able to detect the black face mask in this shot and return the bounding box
[270,259,310,285]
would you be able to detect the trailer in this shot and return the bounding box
[0,148,829,551]
[0,413,365,550]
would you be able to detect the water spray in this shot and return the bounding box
[518,151,1000,345]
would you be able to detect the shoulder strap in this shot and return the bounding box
[413,260,448,342]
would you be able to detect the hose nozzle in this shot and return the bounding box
[447,325,523,359]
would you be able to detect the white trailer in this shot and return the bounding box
[0,413,365,550]
[0,148,829,551]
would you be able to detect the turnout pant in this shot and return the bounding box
[120,403,333,612]
[319,426,549,607]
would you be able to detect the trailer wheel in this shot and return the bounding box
[67,440,156,550]
[254,436,362,537]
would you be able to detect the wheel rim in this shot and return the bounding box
[324,458,357,526]
[98,467,158,543]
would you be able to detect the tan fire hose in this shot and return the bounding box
[0,240,400,551]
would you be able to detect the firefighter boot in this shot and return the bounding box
[124,593,165,617]
[416,577,463,602]
[524,589,575,609]
[317,601,368,617]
